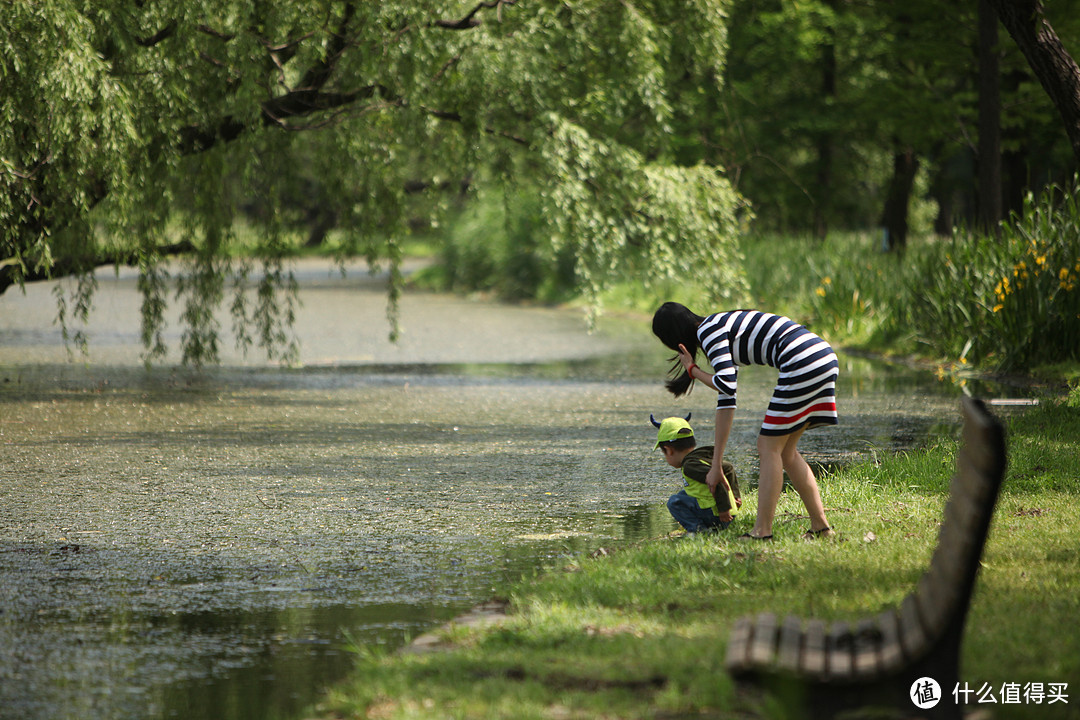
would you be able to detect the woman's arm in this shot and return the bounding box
[677,343,734,496]
[708,408,734,495]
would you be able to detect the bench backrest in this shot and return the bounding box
[906,396,1007,651]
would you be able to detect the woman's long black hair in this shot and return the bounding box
[651,302,706,397]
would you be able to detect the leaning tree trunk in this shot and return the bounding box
[986,0,1080,168]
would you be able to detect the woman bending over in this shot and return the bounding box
[652,302,839,540]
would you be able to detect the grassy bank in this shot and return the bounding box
[313,388,1080,720]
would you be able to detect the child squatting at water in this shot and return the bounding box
[652,414,742,534]
[652,303,839,541]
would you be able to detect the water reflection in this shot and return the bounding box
[151,604,463,720]
[0,350,1029,720]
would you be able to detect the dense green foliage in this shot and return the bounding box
[315,389,1080,719]
[772,180,1080,375]
[576,177,1080,376]
[754,181,1080,375]
[414,188,580,304]
[901,184,1080,372]
[2,1,745,365]
[719,0,1080,235]
[4,0,1079,368]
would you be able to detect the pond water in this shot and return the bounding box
[0,260,1030,720]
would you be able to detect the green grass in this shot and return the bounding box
[312,390,1080,720]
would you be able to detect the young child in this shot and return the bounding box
[652,414,741,534]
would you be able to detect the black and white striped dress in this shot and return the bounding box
[697,310,839,436]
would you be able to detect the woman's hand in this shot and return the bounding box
[677,343,695,372]
[706,463,731,495]
[678,343,717,391]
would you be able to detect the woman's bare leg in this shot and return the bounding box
[751,433,788,537]
[752,428,831,537]
[779,429,831,533]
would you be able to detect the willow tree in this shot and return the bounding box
[1,1,747,366]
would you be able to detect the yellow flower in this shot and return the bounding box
[1036,254,1047,267]
[992,304,1004,313]
[815,286,827,297]
[1060,268,1070,281]
[823,277,832,285]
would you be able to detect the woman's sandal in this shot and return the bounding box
[738,533,773,541]
[803,526,837,541]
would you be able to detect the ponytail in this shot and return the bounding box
[665,357,695,397]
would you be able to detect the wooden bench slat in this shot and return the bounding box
[853,618,882,677]
[777,615,803,672]
[826,620,854,681]
[749,613,779,667]
[802,619,827,677]
[725,616,753,672]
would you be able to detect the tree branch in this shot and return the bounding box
[436,0,516,30]
[298,1,356,90]
[263,86,385,120]
[136,20,177,47]
[196,24,237,41]
[0,240,198,296]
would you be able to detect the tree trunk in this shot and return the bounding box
[978,0,1003,233]
[881,148,920,252]
[986,0,1080,168]
[812,1,838,241]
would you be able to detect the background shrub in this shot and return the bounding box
[901,182,1080,371]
